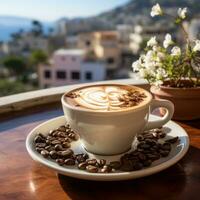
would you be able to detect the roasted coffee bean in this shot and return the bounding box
[165,137,179,144]
[137,135,144,141]
[55,144,63,151]
[133,161,143,170]
[49,150,58,159]
[34,136,44,143]
[160,150,170,157]
[62,142,71,148]
[56,159,64,166]
[36,143,46,148]
[147,153,160,161]
[157,132,166,138]
[143,160,152,167]
[120,160,134,171]
[83,153,89,160]
[86,165,98,173]
[138,153,147,161]
[162,142,171,151]
[87,159,97,166]
[98,159,106,167]
[78,162,88,170]
[38,133,46,139]
[109,161,121,170]
[44,145,52,151]
[41,150,49,158]
[68,133,76,140]
[140,144,151,149]
[36,147,43,153]
[76,154,86,163]
[64,158,75,165]
[51,140,61,145]
[100,165,112,173]
[57,126,66,132]
[61,149,73,158]
[143,133,155,139]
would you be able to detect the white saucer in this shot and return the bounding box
[26,115,189,181]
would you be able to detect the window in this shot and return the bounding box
[44,70,51,79]
[107,57,115,64]
[85,40,91,46]
[71,71,80,80]
[56,71,66,79]
[85,71,92,80]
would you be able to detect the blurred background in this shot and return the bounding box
[0,0,199,97]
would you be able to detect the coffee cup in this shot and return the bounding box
[61,84,174,155]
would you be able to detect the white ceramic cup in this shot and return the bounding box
[61,84,174,155]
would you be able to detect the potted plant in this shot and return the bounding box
[132,4,200,120]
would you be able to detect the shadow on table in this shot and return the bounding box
[58,146,200,200]
[57,148,200,200]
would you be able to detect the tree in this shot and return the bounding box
[30,50,48,66]
[31,20,43,36]
[3,56,27,76]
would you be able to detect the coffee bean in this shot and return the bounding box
[86,165,98,173]
[41,150,49,158]
[133,161,143,170]
[36,147,43,153]
[147,153,160,161]
[109,161,121,170]
[143,160,152,167]
[55,144,63,151]
[140,144,151,149]
[87,159,97,166]
[34,136,44,143]
[157,132,166,138]
[165,137,179,144]
[161,142,171,151]
[36,143,46,148]
[38,133,46,139]
[64,158,75,165]
[78,162,88,170]
[62,142,71,148]
[56,159,64,166]
[51,140,61,145]
[120,160,134,171]
[61,149,73,158]
[100,165,112,173]
[57,126,66,132]
[76,154,86,163]
[160,150,170,157]
[49,150,58,159]
[137,135,144,141]
[138,153,147,161]
[98,159,106,167]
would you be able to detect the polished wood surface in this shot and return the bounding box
[0,108,200,200]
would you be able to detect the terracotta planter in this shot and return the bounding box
[150,84,200,120]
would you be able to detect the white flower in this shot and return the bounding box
[150,3,163,17]
[154,80,163,86]
[177,7,187,19]
[147,36,157,47]
[171,46,181,56]
[138,68,150,78]
[132,60,141,71]
[156,68,167,79]
[193,40,200,52]
[163,34,173,48]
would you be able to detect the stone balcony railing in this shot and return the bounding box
[0,79,148,115]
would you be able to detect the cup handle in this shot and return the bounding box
[145,99,174,130]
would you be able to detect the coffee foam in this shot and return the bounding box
[65,84,151,112]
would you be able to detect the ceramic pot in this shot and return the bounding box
[150,84,200,120]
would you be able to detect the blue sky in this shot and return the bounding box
[0,0,130,21]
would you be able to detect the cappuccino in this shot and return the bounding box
[65,84,150,112]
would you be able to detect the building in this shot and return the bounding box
[2,32,49,56]
[78,31,121,78]
[38,49,106,88]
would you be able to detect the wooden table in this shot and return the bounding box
[0,105,200,200]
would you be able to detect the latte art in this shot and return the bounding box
[65,85,148,111]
